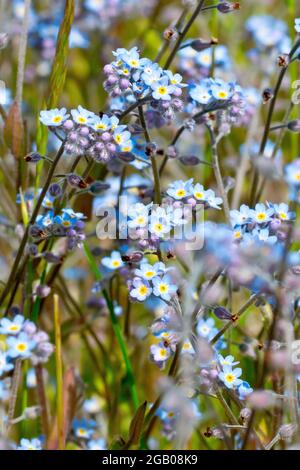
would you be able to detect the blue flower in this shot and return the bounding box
[0,352,14,376]
[219,365,243,389]
[71,106,96,125]
[17,438,42,450]
[87,438,106,450]
[237,381,253,400]
[197,318,218,340]
[6,332,36,359]
[0,314,25,335]
[39,108,69,127]
[210,79,233,101]
[130,278,152,302]
[152,275,177,302]
[167,179,193,200]
[295,18,300,33]
[230,204,252,227]
[73,418,96,440]
[250,203,274,224]
[218,354,239,368]
[101,251,124,270]
[151,77,175,101]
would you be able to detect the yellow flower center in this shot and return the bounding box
[194,192,204,200]
[77,116,87,124]
[96,124,106,130]
[154,223,163,232]
[145,271,155,278]
[257,213,266,221]
[52,116,62,123]
[158,86,167,95]
[137,216,146,224]
[176,189,186,198]
[218,91,227,99]
[234,231,242,239]
[9,325,19,332]
[138,285,148,296]
[295,173,300,181]
[225,373,235,383]
[78,429,87,436]
[279,212,287,219]
[112,260,121,268]
[16,343,27,352]
[130,60,138,67]
[159,284,168,293]
[115,134,122,144]
[159,349,167,358]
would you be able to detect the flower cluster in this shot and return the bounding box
[103,47,186,124]
[230,202,295,245]
[166,179,223,209]
[30,208,86,250]
[39,107,133,162]
[0,313,54,368]
[129,261,177,303]
[218,354,253,400]
[189,78,247,129]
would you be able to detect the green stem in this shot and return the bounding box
[83,242,139,410]
[54,294,64,450]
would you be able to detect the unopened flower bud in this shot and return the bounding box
[163,27,179,42]
[217,2,240,13]
[35,284,51,298]
[24,152,42,163]
[67,173,87,189]
[89,181,110,194]
[279,424,297,440]
[48,183,62,198]
[287,120,300,133]
[24,406,41,420]
[240,407,251,423]
[262,88,274,104]
[278,54,290,67]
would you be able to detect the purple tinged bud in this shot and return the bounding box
[35,284,51,298]
[212,306,232,320]
[79,126,90,136]
[119,78,130,90]
[28,244,38,256]
[48,183,62,198]
[173,88,182,97]
[24,152,42,163]
[106,143,116,153]
[111,87,121,97]
[79,137,89,148]
[287,120,300,133]
[106,75,118,86]
[270,218,281,231]
[101,132,111,142]
[68,131,78,142]
[187,197,197,207]
[94,142,104,151]
[63,119,74,131]
[217,2,240,13]
[103,64,114,75]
